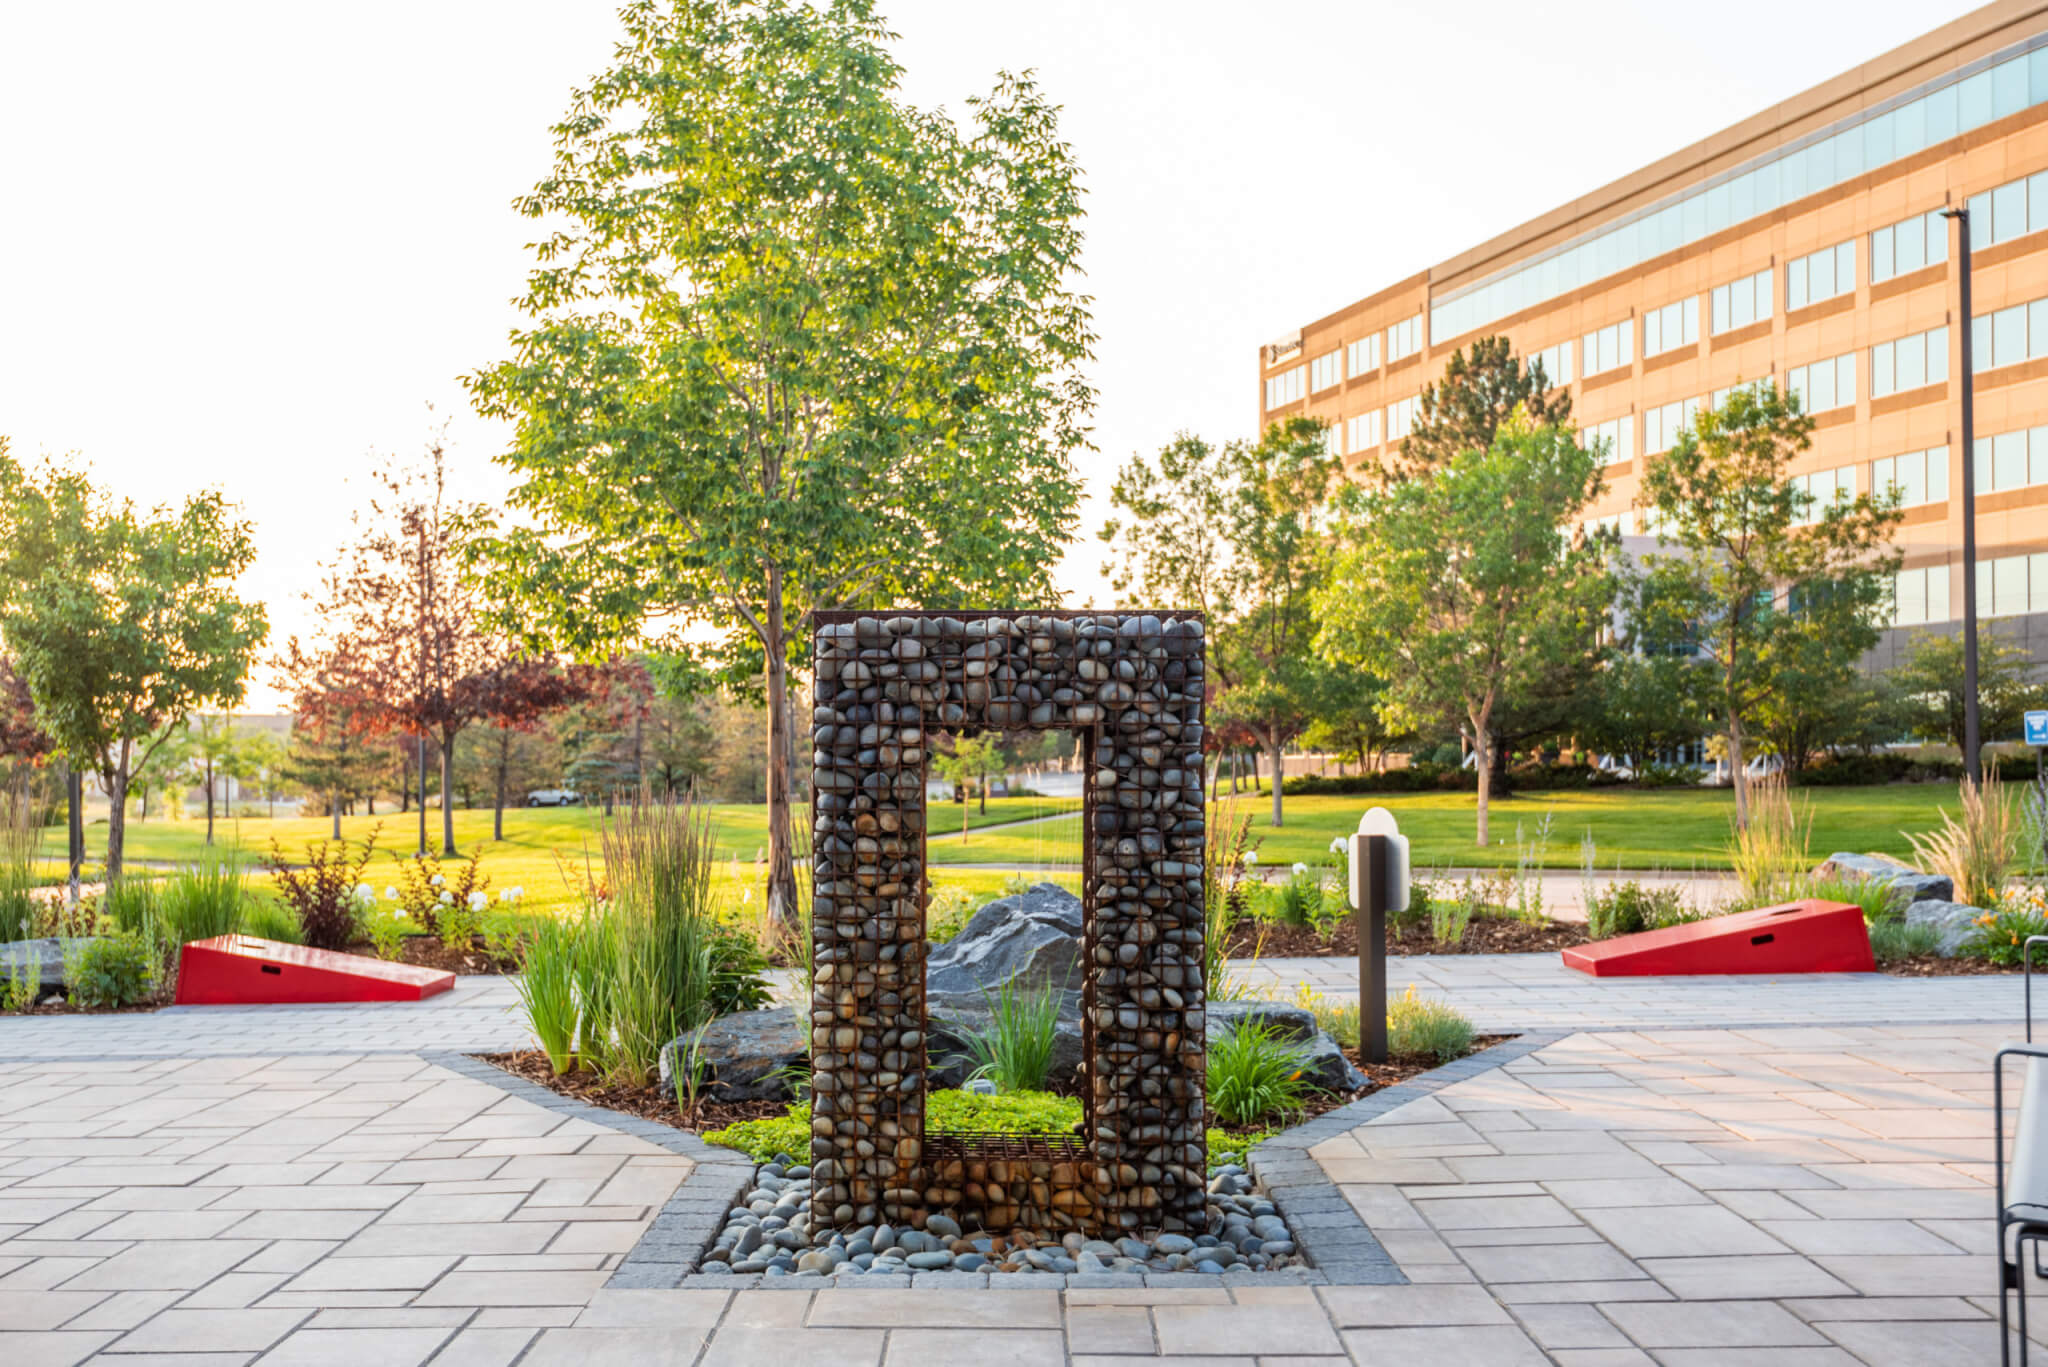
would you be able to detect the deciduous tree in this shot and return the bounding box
[1633,385,1902,827]
[1889,629,2046,756]
[466,0,1092,923]
[1317,415,1612,846]
[0,446,266,880]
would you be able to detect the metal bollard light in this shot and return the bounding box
[1347,807,1410,1064]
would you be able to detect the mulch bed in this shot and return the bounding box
[1880,954,2019,977]
[1231,915,1586,959]
[476,1035,1521,1140]
[338,936,519,976]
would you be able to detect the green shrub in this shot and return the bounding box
[1292,981,1359,1049]
[1587,881,1694,939]
[99,877,162,938]
[65,934,155,1008]
[240,896,304,945]
[703,1103,810,1161]
[928,884,978,944]
[953,974,1065,1093]
[1868,919,1940,964]
[1207,1017,1316,1127]
[1960,897,2048,967]
[269,829,379,950]
[3,937,42,1011]
[1387,986,1475,1063]
[1429,878,1480,945]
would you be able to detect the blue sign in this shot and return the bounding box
[2028,710,2048,747]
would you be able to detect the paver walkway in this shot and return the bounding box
[3,958,2037,1363]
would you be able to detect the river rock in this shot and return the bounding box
[1903,899,1986,957]
[660,1006,808,1101]
[1816,852,1953,908]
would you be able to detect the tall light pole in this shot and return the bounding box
[1942,205,1983,786]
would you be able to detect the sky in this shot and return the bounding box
[0,0,1984,710]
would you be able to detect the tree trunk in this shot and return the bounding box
[1471,708,1494,848]
[1728,713,1749,830]
[1268,731,1284,828]
[331,788,342,840]
[105,744,130,883]
[979,771,987,815]
[440,732,457,856]
[204,761,216,846]
[493,730,509,843]
[762,568,799,928]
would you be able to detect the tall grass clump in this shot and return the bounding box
[1789,872,1898,924]
[1868,919,1940,965]
[516,917,581,1075]
[1292,981,1360,1049]
[1386,987,1476,1063]
[0,777,39,936]
[955,975,1065,1093]
[240,896,305,945]
[1207,1017,1315,1127]
[160,849,248,945]
[1205,798,1258,1000]
[1908,770,2022,910]
[1728,771,1811,903]
[99,877,163,938]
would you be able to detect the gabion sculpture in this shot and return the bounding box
[809,611,1206,1237]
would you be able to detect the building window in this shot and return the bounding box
[1309,349,1343,393]
[1386,395,1418,442]
[1347,334,1380,376]
[1710,268,1773,334]
[1891,563,1951,627]
[1976,552,2048,619]
[1870,209,1948,282]
[1972,424,2048,494]
[1785,352,1855,414]
[1386,315,1423,362]
[1869,325,1949,398]
[1643,397,1700,455]
[1580,416,1634,466]
[1528,341,1572,388]
[1789,466,1855,525]
[1347,410,1382,452]
[1581,320,1633,377]
[1710,379,1768,410]
[1584,511,1634,538]
[1967,169,2048,250]
[1786,240,1856,310]
[1970,295,2048,370]
[1871,445,1949,507]
[1264,366,1305,409]
[1642,297,1699,357]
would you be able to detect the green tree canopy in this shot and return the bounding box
[1632,384,1902,825]
[466,0,1093,919]
[1317,414,1613,845]
[1889,628,2046,754]
[0,443,267,879]
[1396,335,1572,481]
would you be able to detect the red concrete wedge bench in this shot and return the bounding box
[174,935,456,1004]
[1562,898,1874,977]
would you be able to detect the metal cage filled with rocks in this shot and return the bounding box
[809,610,1206,1239]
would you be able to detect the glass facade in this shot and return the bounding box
[1787,240,1857,310]
[1644,397,1700,455]
[1581,415,1634,466]
[1582,320,1633,376]
[1789,465,1855,524]
[1643,297,1699,356]
[1871,445,1949,506]
[1786,352,1857,413]
[1264,365,1305,409]
[1892,563,1952,627]
[1711,268,1773,333]
[1346,334,1380,375]
[1431,36,2048,343]
[1386,394,1417,441]
[1870,325,1949,397]
[1972,424,2048,493]
[1309,349,1343,393]
[1386,315,1423,362]
[1870,209,1949,281]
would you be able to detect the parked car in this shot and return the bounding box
[525,787,581,808]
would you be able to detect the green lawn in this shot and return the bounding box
[33,795,1081,916]
[924,786,1968,873]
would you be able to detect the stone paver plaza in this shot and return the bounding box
[2,957,2036,1364]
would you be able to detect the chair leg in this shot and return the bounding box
[2022,1233,2036,1367]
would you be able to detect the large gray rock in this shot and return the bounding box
[1903,900,1987,957]
[660,1006,807,1101]
[1816,852,1953,908]
[1207,998,1367,1095]
[0,938,89,991]
[925,882,1084,1004]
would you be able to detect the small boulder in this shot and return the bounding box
[1816,852,1953,908]
[1903,900,1986,957]
[0,938,88,992]
[661,1006,807,1101]
[925,882,1083,1003]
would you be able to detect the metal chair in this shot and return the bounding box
[1995,936,2048,1364]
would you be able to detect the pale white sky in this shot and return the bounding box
[0,0,1978,709]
